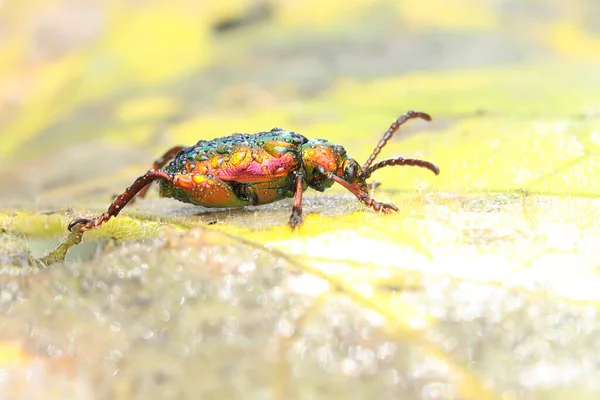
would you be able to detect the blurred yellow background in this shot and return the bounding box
[1,0,600,205]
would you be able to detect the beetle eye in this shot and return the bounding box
[344,162,357,182]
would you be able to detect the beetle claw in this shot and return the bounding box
[363,197,398,214]
[380,203,399,214]
[68,218,99,232]
[68,212,110,232]
[289,214,303,230]
[68,218,89,232]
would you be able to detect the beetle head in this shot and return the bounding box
[301,140,362,191]
[301,112,440,196]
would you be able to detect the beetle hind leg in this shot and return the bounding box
[136,145,186,200]
[69,170,174,231]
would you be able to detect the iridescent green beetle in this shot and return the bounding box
[69,111,439,231]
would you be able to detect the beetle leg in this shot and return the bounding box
[325,172,399,214]
[69,170,173,232]
[288,171,305,229]
[136,145,186,200]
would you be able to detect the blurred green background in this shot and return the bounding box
[2,1,600,399]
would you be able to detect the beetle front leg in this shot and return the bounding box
[288,171,305,229]
[68,170,173,232]
[325,172,399,214]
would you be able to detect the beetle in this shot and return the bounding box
[68,110,439,232]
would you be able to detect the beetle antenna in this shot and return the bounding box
[362,157,439,181]
[361,111,431,175]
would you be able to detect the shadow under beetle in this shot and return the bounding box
[68,110,439,231]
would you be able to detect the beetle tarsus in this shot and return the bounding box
[324,172,399,215]
[68,212,111,231]
[289,212,303,229]
[68,218,87,232]
[361,195,399,214]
